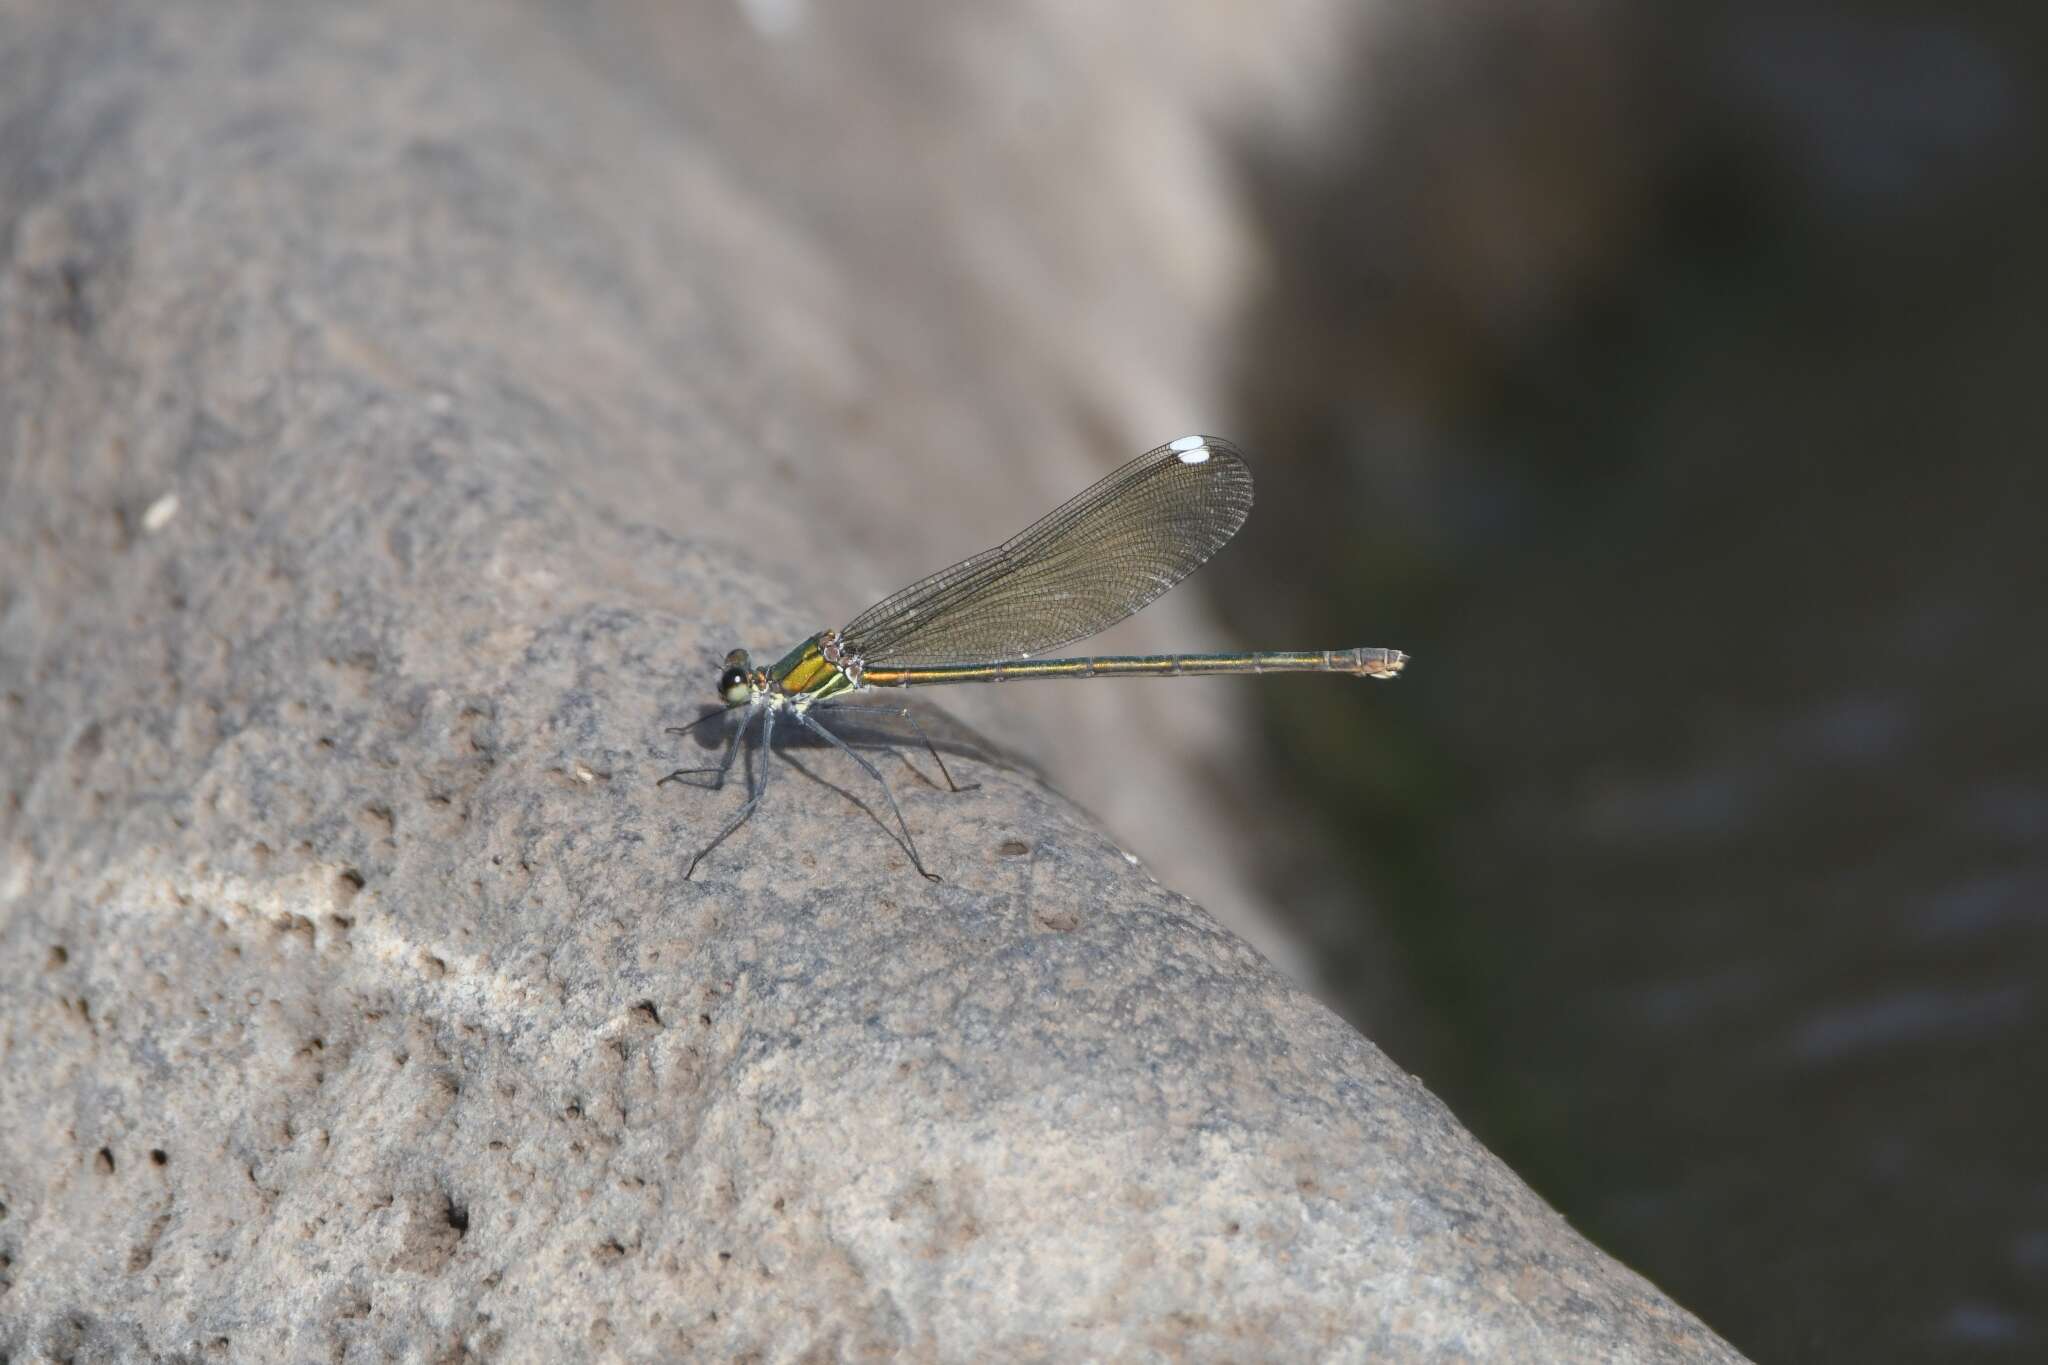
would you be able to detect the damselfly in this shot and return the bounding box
[662,435,1406,880]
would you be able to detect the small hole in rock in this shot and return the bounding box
[998,839,1030,857]
[150,1148,168,1166]
[47,945,68,968]
[95,1147,116,1174]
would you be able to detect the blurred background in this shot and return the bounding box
[573,1,2043,1359]
[1220,3,2046,1361]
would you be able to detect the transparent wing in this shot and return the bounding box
[841,436,1254,667]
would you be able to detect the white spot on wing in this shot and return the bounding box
[1169,434,1210,464]
[142,494,179,532]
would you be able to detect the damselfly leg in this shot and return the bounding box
[890,705,979,794]
[663,701,946,880]
[682,704,777,879]
[792,707,940,882]
[810,699,980,795]
[659,705,751,791]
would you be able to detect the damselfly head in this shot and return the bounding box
[718,649,753,704]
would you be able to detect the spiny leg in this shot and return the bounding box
[686,703,776,879]
[794,707,941,882]
[665,707,731,740]
[893,704,979,793]
[659,705,748,791]
[812,699,980,794]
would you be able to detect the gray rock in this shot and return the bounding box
[0,1,1743,1360]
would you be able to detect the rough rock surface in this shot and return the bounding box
[0,1,1743,1360]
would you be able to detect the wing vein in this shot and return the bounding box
[841,437,1254,667]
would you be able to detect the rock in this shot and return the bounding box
[0,1,1742,1359]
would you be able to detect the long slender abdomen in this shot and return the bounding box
[862,647,1407,687]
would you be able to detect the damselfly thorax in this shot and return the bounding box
[662,435,1408,881]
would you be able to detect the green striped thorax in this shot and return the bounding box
[714,631,861,708]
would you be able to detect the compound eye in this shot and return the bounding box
[718,667,750,704]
